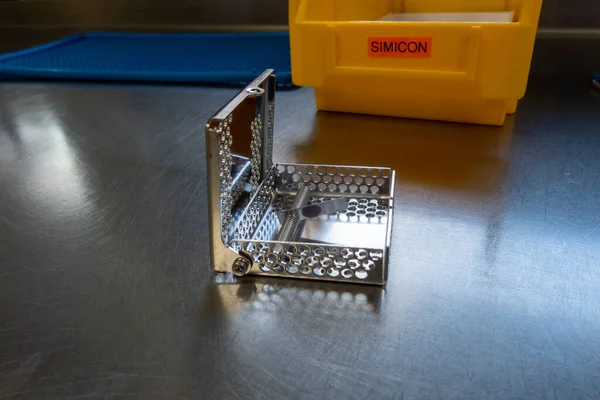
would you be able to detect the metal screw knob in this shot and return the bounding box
[232,257,251,277]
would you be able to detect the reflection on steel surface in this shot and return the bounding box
[212,275,383,315]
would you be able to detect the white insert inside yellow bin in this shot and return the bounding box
[378,12,514,22]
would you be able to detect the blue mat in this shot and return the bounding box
[0,32,292,86]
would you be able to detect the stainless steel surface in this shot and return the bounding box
[205,70,276,274]
[207,73,395,285]
[1,68,600,397]
[238,165,394,285]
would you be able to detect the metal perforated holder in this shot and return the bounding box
[206,70,395,285]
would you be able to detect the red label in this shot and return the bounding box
[368,37,432,58]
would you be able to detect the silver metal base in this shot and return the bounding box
[206,71,395,285]
[230,163,394,285]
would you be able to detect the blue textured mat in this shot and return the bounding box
[0,32,292,86]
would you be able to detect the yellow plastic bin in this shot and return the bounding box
[289,0,543,126]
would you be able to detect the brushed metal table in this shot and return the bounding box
[1,76,599,399]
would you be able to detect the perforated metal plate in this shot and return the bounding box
[206,70,395,285]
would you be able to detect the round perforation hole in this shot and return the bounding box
[279,254,291,265]
[326,248,339,258]
[286,265,299,274]
[308,183,317,190]
[349,168,358,176]
[327,167,337,175]
[258,243,270,253]
[287,166,296,173]
[339,184,348,192]
[381,170,391,178]
[376,210,386,217]
[312,175,322,183]
[359,168,369,177]
[300,265,312,275]
[338,167,347,175]
[273,264,284,273]
[306,166,316,175]
[277,165,286,174]
[370,169,380,177]
[292,174,301,182]
[356,249,368,260]
[285,245,297,255]
[260,264,270,272]
[362,260,375,271]
[317,166,327,175]
[266,254,277,265]
[349,185,358,193]
[354,176,364,185]
[342,269,353,279]
[355,270,368,279]
[253,253,264,263]
[306,256,319,267]
[313,247,325,257]
[370,187,380,194]
[328,184,337,192]
[244,242,255,252]
[314,267,325,276]
[322,175,332,184]
[321,258,332,267]
[364,177,375,186]
[303,175,311,183]
[341,248,354,259]
[376,177,386,187]
[334,258,346,268]
[370,250,383,260]
[333,175,343,184]
[296,166,306,174]
[298,246,311,257]
[366,212,376,219]
[327,268,340,277]
[348,259,360,269]
[292,255,304,265]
